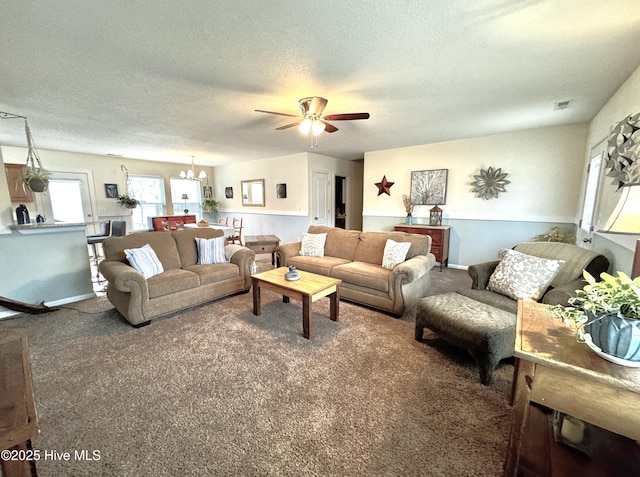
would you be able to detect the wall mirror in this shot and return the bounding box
[241,179,265,207]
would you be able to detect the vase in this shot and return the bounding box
[405,214,413,225]
[585,312,640,362]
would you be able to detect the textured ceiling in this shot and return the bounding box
[1,1,640,167]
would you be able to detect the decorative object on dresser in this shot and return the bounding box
[244,235,281,265]
[374,175,394,196]
[429,205,443,226]
[470,166,510,200]
[410,169,447,205]
[402,194,414,225]
[181,193,189,214]
[393,224,450,271]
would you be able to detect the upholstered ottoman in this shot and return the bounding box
[415,292,516,385]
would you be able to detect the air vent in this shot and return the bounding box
[554,100,571,111]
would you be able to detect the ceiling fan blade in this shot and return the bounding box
[322,112,370,121]
[255,109,300,118]
[275,121,303,130]
[309,97,328,116]
[322,121,339,133]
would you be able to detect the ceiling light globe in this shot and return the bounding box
[312,119,326,136]
[298,118,312,135]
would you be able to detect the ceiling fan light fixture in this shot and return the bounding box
[312,119,326,136]
[299,117,312,135]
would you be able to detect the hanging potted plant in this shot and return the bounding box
[550,271,640,365]
[202,198,220,214]
[116,194,139,209]
[22,119,50,192]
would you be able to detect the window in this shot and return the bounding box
[128,175,166,231]
[169,178,202,218]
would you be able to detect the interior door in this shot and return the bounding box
[577,139,606,249]
[311,170,330,226]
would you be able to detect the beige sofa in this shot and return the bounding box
[99,228,255,327]
[276,226,436,315]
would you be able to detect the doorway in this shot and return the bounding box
[335,176,346,229]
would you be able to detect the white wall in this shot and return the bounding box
[363,123,588,266]
[584,62,640,274]
[212,152,364,244]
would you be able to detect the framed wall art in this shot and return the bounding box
[202,185,212,199]
[410,169,448,205]
[276,183,287,199]
[105,183,118,198]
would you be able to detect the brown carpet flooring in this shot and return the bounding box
[0,263,514,476]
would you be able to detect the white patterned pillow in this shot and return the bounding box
[299,233,327,257]
[488,249,565,301]
[124,244,164,278]
[382,239,411,270]
[196,236,228,264]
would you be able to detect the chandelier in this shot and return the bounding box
[180,156,207,181]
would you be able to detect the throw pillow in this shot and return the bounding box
[382,239,411,270]
[124,244,164,279]
[299,233,327,257]
[196,236,228,264]
[488,249,565,301]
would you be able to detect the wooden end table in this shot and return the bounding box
[504,300,640,476]
[252,267,341,339]
[244,235,281,265]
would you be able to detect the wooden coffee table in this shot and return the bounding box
[252,267,341,339]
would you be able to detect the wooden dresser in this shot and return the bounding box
[149,215,197,231]
[393,224,450,271]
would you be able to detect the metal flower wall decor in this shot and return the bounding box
[606,112,640,188]
[471,166,510,200]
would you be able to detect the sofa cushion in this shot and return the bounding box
[287,255,351,276]
[185,263,239,285]
[332,261,391,293]
[308,226,360,261]
[514,242,605,287]
[196,236,228,264]
[300,233,327,257]
[488,249,564,301]
[124,244,164,278]
[172,228,225,267]
[382,239,411,270]
[147,269,200,299]
[104,231,183,270]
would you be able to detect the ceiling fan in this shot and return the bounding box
[255,96,369,147]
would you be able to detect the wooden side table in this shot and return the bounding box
[504,301,640,476]
[244,235,280,265]
[0,335,39,477]
[393,224,450,271]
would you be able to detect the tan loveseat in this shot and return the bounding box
[275,226,436,315]
[99,228,255,327]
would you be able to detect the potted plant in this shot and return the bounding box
[202,198,220,214]
[21,166,50,193]
[402,194,414,225]
[116,194,139,209]
[550,271,640,364]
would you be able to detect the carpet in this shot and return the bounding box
[0,265,513,476]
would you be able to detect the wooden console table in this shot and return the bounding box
[504,301,640,476]
[0,336,39,477]
[244,235,280,265]
[393,224,450,271]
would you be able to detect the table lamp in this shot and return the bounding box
[182,194,189,214]
[599,183,640,278]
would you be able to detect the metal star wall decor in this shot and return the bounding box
[471,166,510,200]
[606,112,640,188]
[375,175,394,196]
